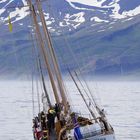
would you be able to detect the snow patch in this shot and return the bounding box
[97,29,105,32]
[121,17,133,23]
[59,21,69,27]
[108,0,117,6]
[66,0,107,7]
[68,12,85,23]
[111,0,125,19]
[59,12,85,28]
[122,5,140,17]
[110,0,140,19]
[22,0,27,5]
[19,23,23,25]
[46,21,52,25]
[67,0,140,20]
[9,7,29,23]
[0,9,5,15]
[66,0,95,11]
[47,27,55,32]
[91,17,109,23]
[50,28,55,32]
[73,23,81,29]
[0,0,7,3]
[44,13,50,20]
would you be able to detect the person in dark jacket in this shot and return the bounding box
[47,109,56,134]
[54,103,60,120]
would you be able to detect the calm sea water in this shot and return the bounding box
[0,80,140,140]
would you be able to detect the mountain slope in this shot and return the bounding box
[0,0,140,77]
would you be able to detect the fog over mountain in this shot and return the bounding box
[0,0,140,78]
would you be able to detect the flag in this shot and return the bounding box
[74,123,83,140]
[72,114,83,140]
[8,16,12,32]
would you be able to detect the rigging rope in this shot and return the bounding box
[30,31,41,113]
[74,71,97,107]
[38,55,52,107]
[68,69,97,120]
[29,8,43,116]
[45,0,100,110]
[35,77,41,113]
[32,71,35,117]
[33,32,50,105]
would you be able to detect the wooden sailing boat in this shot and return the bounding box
[27,0,116,140]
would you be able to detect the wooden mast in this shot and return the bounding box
[28,0,60,104]
[35,0,68,109]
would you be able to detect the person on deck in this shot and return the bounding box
[47,108,56,134]
[34,124,42,140]
[54,103,60,120]
[33,117,42,140]
[41,111,47,130]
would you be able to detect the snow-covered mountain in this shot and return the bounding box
[0,0,140,32]
[0,0,140,77]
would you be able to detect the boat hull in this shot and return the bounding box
[81,133,116,140]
